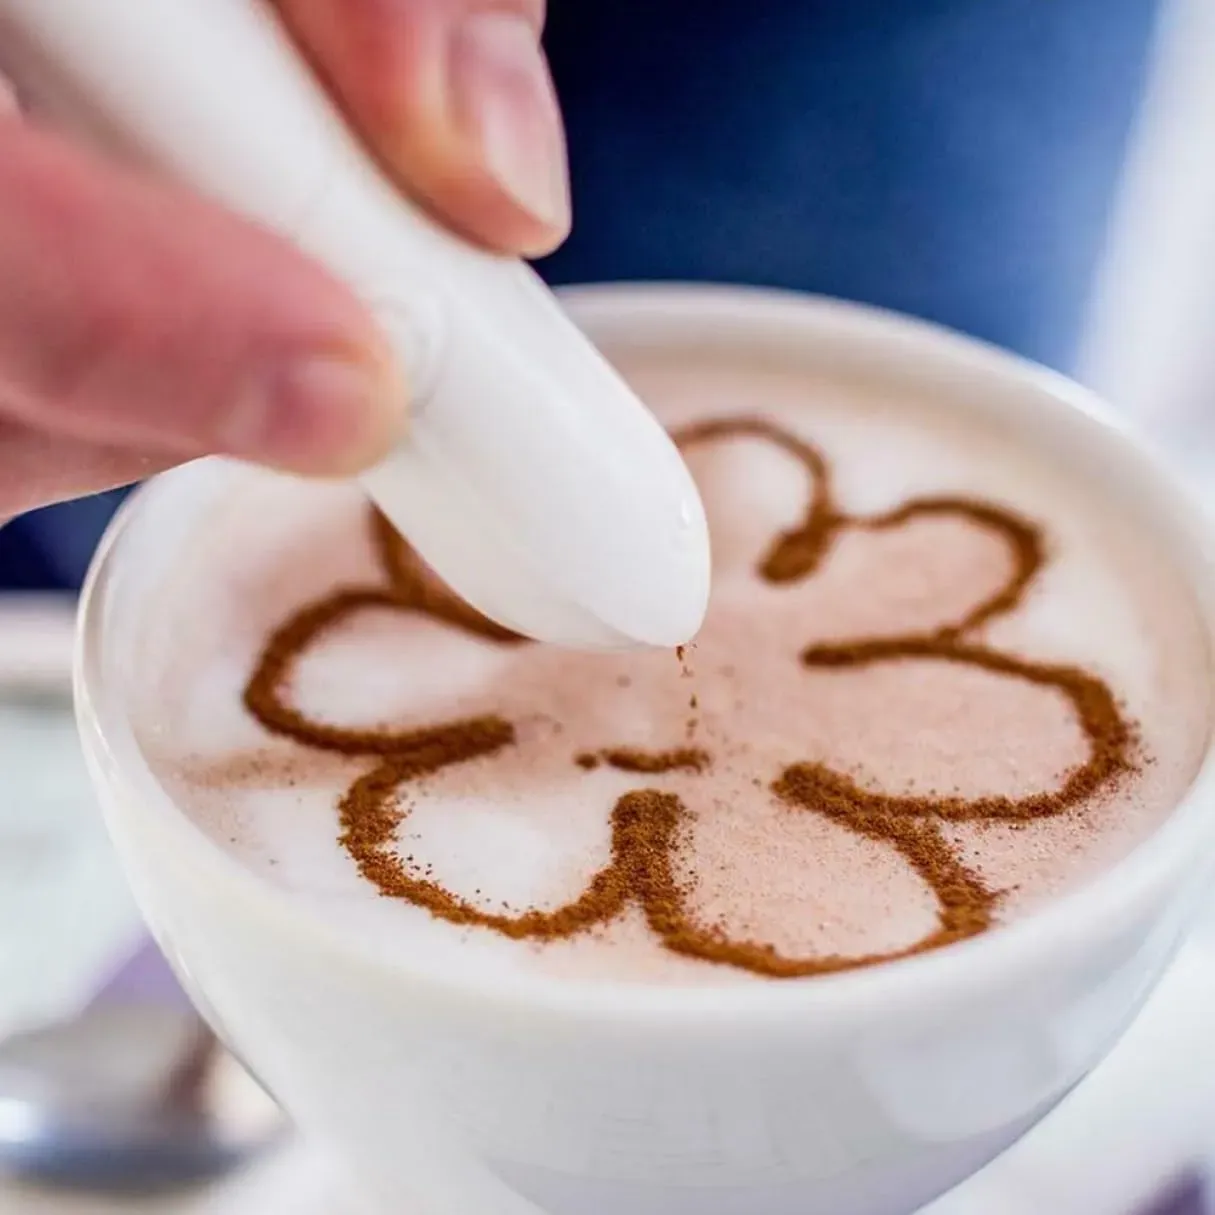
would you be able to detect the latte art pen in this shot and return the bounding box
[0,0,711,651]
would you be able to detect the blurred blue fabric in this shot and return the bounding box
[1,0,1162,592]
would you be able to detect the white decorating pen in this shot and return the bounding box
[0,0,711,650]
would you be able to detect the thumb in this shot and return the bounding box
[272,0,570,258]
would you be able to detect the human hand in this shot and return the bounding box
[0,0,569,519]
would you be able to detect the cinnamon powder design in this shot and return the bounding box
[575,748,710,774]
[243,418,1134,979]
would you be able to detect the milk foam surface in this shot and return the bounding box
[134,349,1213,985]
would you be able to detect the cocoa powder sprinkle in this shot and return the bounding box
[242,416,1137,980]
[599,748,709,774]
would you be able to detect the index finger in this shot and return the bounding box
[270,0,569,258]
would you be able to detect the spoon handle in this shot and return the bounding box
[88,937,196,1011]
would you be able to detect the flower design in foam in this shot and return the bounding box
[243,418,1133,979]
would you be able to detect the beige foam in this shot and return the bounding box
[133,353,1213,984]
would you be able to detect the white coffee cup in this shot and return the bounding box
[74,285,1215,1215]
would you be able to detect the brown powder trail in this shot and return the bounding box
[371,512,523,644]
[240,414,1137,980]
[796,638,1132,820]
[341,756,632,940]
[859,497,1045,633]
[677,416,837,581]
[244,586,516,761]
[576,748,710,774]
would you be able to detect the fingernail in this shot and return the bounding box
[222,352,407,476]
[450,11,570,232]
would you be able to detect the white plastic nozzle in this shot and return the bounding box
[0,0,711,649]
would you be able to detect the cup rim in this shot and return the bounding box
[74,282,1215,1025]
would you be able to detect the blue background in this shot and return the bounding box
[0,0,1163,590]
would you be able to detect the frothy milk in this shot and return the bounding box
[133,348,1212,985]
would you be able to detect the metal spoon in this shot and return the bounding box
[0,941,285,1192]
[0,601,285,1192]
